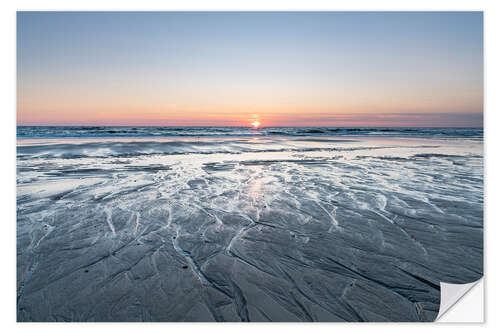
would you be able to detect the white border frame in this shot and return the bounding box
[3,1,497,331]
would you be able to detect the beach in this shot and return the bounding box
[16,127,483,321]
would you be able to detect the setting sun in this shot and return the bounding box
[251,121,261,129]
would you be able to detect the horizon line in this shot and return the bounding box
[16,124,484,128]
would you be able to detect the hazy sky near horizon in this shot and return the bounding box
[17,12,483,127]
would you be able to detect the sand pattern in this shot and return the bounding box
[17,133,483,321]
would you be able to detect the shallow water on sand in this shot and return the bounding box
[17,135,483,321]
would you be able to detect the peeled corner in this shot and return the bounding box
[436,277,483,322]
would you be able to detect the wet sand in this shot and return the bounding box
[17,136,483,321]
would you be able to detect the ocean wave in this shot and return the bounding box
[17,126,483,139]
[16,140,404,159]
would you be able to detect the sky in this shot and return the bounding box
[17,12,483,127]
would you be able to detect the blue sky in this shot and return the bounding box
[17,12,483,126]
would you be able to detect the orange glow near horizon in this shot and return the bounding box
[251,121,261,129]
[16,81,483,127]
